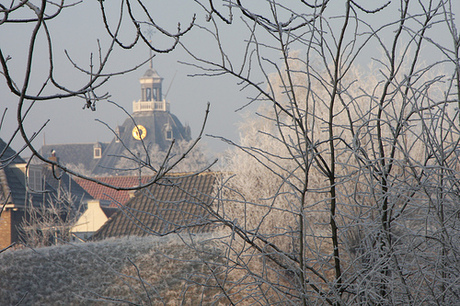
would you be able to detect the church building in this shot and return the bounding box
[40,66,191,176]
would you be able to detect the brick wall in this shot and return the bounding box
[0,209,12,249]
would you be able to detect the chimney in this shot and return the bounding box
[49,149,59,163]
[48,149,60,174]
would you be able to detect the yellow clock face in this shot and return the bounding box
[132,125,147,140]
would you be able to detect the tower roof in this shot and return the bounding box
[90,110,191,176]
[142,68,162,80]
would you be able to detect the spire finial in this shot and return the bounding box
[145,27,155,69]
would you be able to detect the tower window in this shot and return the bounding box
[146,88,152,101]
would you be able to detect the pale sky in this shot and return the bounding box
[1,0,248,158]
[1,1,458,159]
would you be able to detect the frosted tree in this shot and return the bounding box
[112,140,210,176]
[177,0,460,304]
[2,1,460,305]
[20,187,84,247]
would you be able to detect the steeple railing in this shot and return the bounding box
[133,100,170,113]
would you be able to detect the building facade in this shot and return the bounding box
[0,138,92,249]
[40,67,191,176]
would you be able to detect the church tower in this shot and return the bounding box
[88,65,192,175]
[40,64,192,176]
[133,68,170,113]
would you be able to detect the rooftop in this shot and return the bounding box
[92,172,218,239]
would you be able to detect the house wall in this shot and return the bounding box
[72,200,109,237]
[0,209,27,249]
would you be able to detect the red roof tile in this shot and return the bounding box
[74,176,152,207]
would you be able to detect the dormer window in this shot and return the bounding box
[94,143,102,159]
[165,124,173,141]
[166,130,173,140]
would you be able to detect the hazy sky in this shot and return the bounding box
[1,0,249,158]
[1,0,457,159]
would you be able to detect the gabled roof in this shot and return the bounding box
[91,172,217,240]
[0,138,25,165]
[39,111,191,177]
[0,166,93,208]
[74,176,152,207]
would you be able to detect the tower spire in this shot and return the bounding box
[146,27,154,69]
[149,47,153,69]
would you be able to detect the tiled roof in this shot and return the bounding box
[91,172,217,239]
[40,142,109,174]
[1,166,45,206]
[74,176,152,207]
[100,206,118,219]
